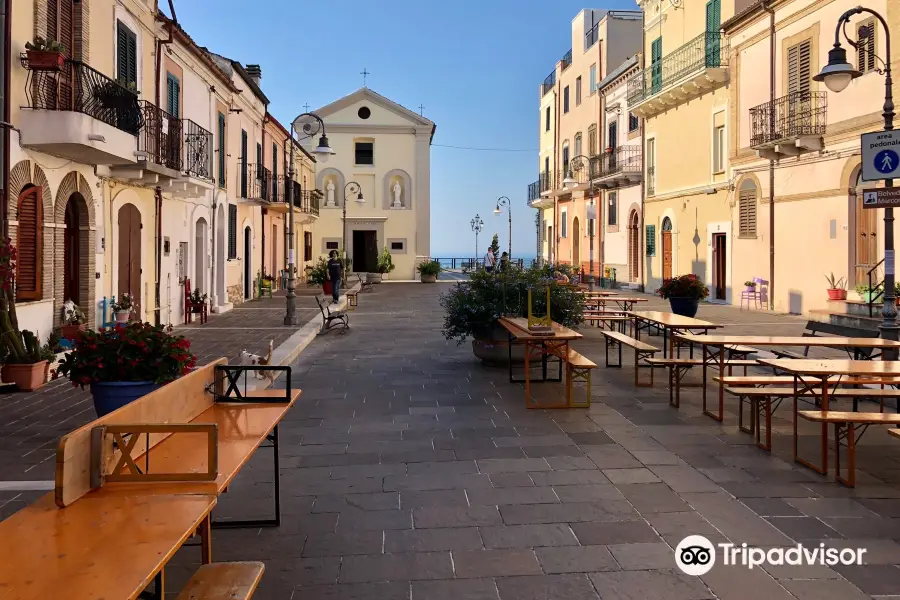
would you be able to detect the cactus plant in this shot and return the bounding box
[0,238,43,364]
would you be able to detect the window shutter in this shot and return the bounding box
[166,74,180,117]
[706,0,721,31]
[117,21,138,86]
[646,225,656,256]
[16,188,42,301]
[217,113,226,188]
[858,23,876,73]
[228,205,237,259]
[651,38,662,92]
[739,189,757,236]
[304,232,313,262]
[256,142,262,167]
[788,40,811,95]
[240,130,248,197]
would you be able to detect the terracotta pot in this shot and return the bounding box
[2,361,49,392]
[60,323,86,339]
[827,288,847,300]
[26,50,64,71]
[420,274,437,283]
[322,280,332,295]
[115,310,130,323]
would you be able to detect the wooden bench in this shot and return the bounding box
[315,295,349,334]
[176,561,265,600]
[799,410,900,487]
[584,314,629,332]
[725,386,900,452]
[562,349,597,408]
[771,321,880,360]
[649,358,758,407]
[347,289,359,309]
[598,331,659,387]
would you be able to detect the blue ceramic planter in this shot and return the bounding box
[90,381,162,417]
[669,297,700,318]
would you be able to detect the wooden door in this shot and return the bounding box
[662,231,673,280]
[572,217,581,269]
[364,231,378,272]
[63,197,80,303]
[628,211,639,282]
[855,192,878,284]
[117,203,141,309]
[713,233,727,300]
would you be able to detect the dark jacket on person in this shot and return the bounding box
[327,258,342,283]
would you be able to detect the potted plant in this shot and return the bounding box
[825,272,847,300]
[94,79,138,110]
[58,322,197,417]
[60,301,87,339]
[855,283,881,304]
[188,288,208,313]
[24,36,65,71]
[0,238,50,391]
[440,263,585,365]
[368,247,395,284]
[260,273,275,290]
[111,293,136,323]
[306,257,331,295]
[418,260,442,283]
[743,280,756,292]
[656,274,710,317]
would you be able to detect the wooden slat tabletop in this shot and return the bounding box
[679,334,900,348]
[759,359,900,376]
[629,311,720,328]
[498,317,582,341]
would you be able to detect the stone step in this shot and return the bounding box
[808,309,881,332]
[827,298,882,317]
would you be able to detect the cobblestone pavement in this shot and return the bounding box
[154,284,900,599]
[0,290,320,507]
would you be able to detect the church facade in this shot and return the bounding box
[310,88,435,280]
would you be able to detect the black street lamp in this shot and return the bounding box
[814,6,896,353]
[284,112,334,325]
[341,181,365,264]
[470,214,484,265]
[493,196,512,259]
[563,154,595,288]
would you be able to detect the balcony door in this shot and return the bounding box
[661,217,673,281]
[607,121,618,170]
[117,203,142,313]
[650,38,662,94]
[628,210,640,282]
[705,0,721,66]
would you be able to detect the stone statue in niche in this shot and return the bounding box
[392,181,402,208]
[326,180,336,207]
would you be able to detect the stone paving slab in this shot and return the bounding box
[9,284,900,598]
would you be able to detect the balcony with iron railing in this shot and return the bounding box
[138,100,182,172]
[539,171,554,195]
[541,70,556,96]
[561,49,572,70]
[294,189,321,217]
[241,163,271,203]
[267,176,321,217]
[626,32,730,118]
[20,57,143,164]
[181,119,213,180]
[593,145,643,189]
[527,180,541,204]
[750,91,827,159]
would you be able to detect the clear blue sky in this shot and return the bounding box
[164,0,636,258]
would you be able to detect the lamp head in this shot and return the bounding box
[312,134,335,163]
[493,205,502,215]
[563,172,577,189]
[813,44,861,93]
[355,190,365,204]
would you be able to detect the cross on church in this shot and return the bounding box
[302,103,310,112]
[418,104,425,116]
[361,68,370,87]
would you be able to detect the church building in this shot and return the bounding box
[309,88,435,280]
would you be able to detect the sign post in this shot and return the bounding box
[862,131,900,181]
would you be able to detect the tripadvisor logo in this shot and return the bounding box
[675,535,867,576]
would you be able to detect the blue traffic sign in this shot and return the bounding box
[875,149,899,175]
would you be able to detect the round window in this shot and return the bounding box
[358,106,371,119]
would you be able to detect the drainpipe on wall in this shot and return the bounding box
[764,0,776,310]
[261,115,267,280]
[640,9,647,292]
[0,0,10,235]
[554,85,560,264]
[154,186,163,326]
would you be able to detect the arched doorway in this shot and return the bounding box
[195,218,208,294]
[850,167,877,285]
[63,193,89,305]
[662,216,673,280]
[117,203,142,312]
[244,226,252,300]
[572,217,581,270]
[628,210,640,282]
[216,204,226,304]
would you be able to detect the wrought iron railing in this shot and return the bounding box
[626,32,729,106]
[539,171,553,193]
[138,101,182,170]
[24,58,142,135]
[750,91,827,148]
[245,163,271,201]
[586,23,600,49]
[181,118,212,179]
[868,259,886,318]
[561,49,572,70]
[295,189,320,217]
[596,145,642,179]
[542,70,556,96]
[647,166,656,196]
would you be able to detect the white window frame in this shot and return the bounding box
[712,123,725,175]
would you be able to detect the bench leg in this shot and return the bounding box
[138,571,165,600]
[834,422,858,488]
[199,513,212,564]
[213,425,281,529]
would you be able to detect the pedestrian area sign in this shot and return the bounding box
[862,130,900,181]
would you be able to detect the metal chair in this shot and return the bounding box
[314,295,349,334]
[740,277,768,310]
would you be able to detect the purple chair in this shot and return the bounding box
[740,277,768,310]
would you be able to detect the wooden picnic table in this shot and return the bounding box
[759,358,900,483]
[586,297,648,313]
[498,317,582,409]
[578,290,618,296]
[0,492,217,600]
[679,335,900,421]
[630,311,721,358]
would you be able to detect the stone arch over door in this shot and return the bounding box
[316,168,345,208]
[382,169,413,210]
[54,172,97,329]
[8,160,54,306]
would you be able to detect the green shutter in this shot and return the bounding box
[166,73,179,117]
[116,21,137,86]
[228,205,237,259]
[646,225,656,256]
[651,37,662,93]
[240,130,248,197]
[705,0,721,66]
[217,113,226,188]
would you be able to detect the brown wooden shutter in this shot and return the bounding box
[858,23,876,73]
[16,188,43,301]
[787,40,811,95]
[739,188,757,237]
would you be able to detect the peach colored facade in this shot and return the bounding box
[725,0,892,315]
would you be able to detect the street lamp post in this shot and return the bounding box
[563,154,594,287]
[814,6,895,355]
[470,214,484,266]
[285,112,334,325]
[341,181,365,262]
[588,197,596,291]
[493,196,512,260]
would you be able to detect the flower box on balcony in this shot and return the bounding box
[26,49,64,71]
